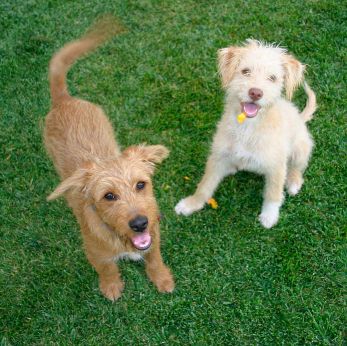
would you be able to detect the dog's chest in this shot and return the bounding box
[232,142,261,172]
[114,252,143,261]
[229,127,264,172]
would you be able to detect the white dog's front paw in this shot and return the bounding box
[259,202,280,228]
[175,196,205,216]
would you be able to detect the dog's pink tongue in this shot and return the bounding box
[131,231,152,250]
[243,103,259,117]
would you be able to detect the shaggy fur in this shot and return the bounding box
[44,19,174,301]
[175,40,316,228]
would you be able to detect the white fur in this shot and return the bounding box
[259,201,281,229]
[175,40,315,228]
[114,252,143,261]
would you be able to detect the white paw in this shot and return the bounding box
[175,196,205,216]
[287,181,302,196]
[259,202,280,229]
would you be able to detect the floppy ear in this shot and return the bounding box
[218,46,244,88]
[47,168,92,201]
[122,144,169,172]
[282,54,305,100]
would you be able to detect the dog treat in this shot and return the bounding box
[207,198,218,209]
[237,112,246,124]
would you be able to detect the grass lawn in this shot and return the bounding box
[0,0,346,344]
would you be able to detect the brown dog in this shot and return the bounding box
[44,19,174,301]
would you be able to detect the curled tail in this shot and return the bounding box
[49,16,123,105]
[301,81,317,122]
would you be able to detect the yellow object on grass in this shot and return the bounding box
[207,198,218,209]
[237,112,246,124]
[183,176,191,181]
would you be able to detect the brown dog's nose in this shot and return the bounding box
[249,88,263,101]
[129,215,148,232]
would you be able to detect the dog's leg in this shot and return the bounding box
[286,138,313,195]
[144,245,174,293]
[175,153,236,216]
[87,254,124,301]
[259,165,286,228]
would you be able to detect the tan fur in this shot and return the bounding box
[176,40,316,229]
[44,19,174,301]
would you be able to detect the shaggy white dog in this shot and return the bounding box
[175,40,316,228]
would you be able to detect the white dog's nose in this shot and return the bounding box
[249,88,263,101]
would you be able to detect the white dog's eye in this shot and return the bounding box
[241,68,251,76]
[268,75,277,82]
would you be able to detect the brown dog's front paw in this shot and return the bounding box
[148,266,175,293]
[100,280,124,301]
[156,276,175,293]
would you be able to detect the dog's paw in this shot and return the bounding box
[100,280,124,302]
[287,180,303,196]
[286,174,303,196]
[259,202,280,229]
[155,275,175,293]
[175,196,205,216]
[148,266,175,293]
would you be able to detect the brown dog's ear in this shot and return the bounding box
[123,144,169,172]
[218,46,244,89]
[282,53,305,100]
[47,168,92,201]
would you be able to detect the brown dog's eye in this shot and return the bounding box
[268,75,277,82]
[241,68,251,76]
[136,182,146,190]
[104,193,119,201]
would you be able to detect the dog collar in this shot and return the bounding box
[237,112,247,124]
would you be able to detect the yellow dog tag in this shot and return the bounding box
[237,112,246,124]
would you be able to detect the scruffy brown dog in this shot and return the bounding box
[44,19,174,301]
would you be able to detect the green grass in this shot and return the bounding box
[1,0,346,344]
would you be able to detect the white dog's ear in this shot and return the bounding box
[283,54,305,100]
[218,46,244,89]
[47,168,93,200]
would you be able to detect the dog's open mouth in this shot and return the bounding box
[131,230,152,251]
[242,102,260,118]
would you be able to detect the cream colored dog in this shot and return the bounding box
[175,40,316,228]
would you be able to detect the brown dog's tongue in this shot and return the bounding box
[131,231,151,250]
[243,103,259,118]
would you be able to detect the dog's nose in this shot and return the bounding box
[249,88,263,101]
[128,215,148,232]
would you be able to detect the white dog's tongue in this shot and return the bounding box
[243,103,259,118]
[131,230,152,250]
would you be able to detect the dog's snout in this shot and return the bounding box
[128,215,148,232]
[249,88,263,101]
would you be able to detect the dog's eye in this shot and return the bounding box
[268,75,277,82]
[241,68,251,76]
[136,181,146,190]
[104,193,119,201]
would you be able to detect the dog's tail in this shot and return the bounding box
[49,16,123,105]
[300,81,317,122]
